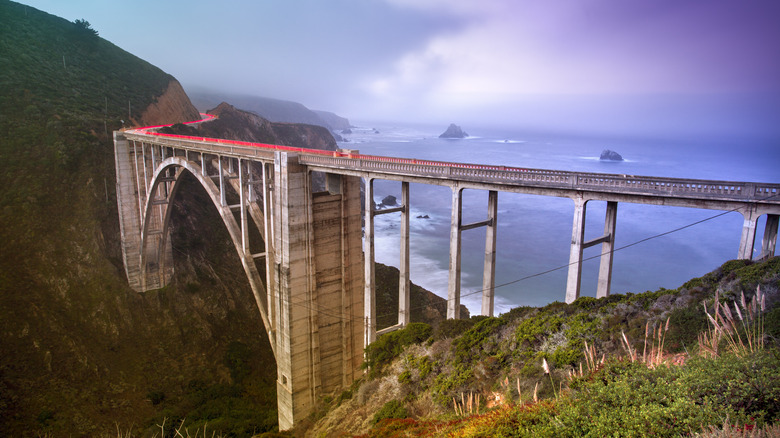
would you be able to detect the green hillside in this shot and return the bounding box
[0,1,277,435]
[305,257,780,437]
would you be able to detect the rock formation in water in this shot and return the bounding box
[600,149,624,161]
[439,123,468,138]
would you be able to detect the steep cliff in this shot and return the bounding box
[201,102,339,152]
[137,79,200,127]
[189,91,352,133]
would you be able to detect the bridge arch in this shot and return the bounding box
[138,155,275,357]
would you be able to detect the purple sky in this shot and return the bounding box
[16,0,780,131]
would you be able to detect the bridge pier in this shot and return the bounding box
[447,187,498,319]
[364,179,412,342]
[762,214,779,259]
[565,198,618,303]
[739,205,779,260]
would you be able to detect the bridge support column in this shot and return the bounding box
[481,191,498,317]
[566,199,619,303]
[273,152,364,430]
[274,152,318,430]
[364,178,376,345]
[399,181,411,326]
[738,205,759,260]
[114,133,174,291]
[565,196,587,303]
[761,214,779,259]
[596,201,618,299]
[448,187,464,319]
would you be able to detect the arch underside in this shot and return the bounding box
[139,155,276,358]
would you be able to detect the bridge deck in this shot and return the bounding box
[123,130,780,212]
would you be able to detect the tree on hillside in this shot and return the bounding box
[74,18,98,36]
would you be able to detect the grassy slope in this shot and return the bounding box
[306,257,780,437]
[0,1,276,435]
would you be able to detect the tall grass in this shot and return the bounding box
[701,287,766,357]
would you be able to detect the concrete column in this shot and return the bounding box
[596,201,618,298]
[238,159,248,255]
[738,205,758,260]
[263,163,277,340]
[761,214,779,259]
[448,186,463,319]
[132,141,144,227]
[218,156,226,206]
[364,177,376,345]
[399,181,411,326]
[565,196,587,303]
[141,142,149,203]
[481,191,498,317]
[273,151,318,430]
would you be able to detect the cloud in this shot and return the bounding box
[357,0,780,123]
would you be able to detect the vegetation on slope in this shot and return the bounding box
[0,1,270,435]
[0,3,458,435]
[306,257,780,437]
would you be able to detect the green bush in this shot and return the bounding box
[434,318,474,340]
[364,323,432,373]
[453,317,506,363]
[372,400,408,425]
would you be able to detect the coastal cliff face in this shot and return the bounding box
[138,79,201,126]
[200,102,339,152]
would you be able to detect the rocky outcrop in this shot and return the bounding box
[199,102,338,152]
[138,79,201,126]
[439,123,468,138]
[600,149,624,161]
[189,91,351,134]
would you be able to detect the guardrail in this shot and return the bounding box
[122,126,780,205]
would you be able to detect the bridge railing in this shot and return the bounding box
[300,154,780,203]
[123,130,780,205]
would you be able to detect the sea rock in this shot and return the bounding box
[342,128,352,134]
[416,214,430,219]
[600,149,624,161]
[379,195,398,207]
[439,123,468,138]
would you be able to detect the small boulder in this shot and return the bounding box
[439,123,468,138]
[600,149,624,161]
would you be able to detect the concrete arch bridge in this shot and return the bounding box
[114,121,780,429]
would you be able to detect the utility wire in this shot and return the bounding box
[279,193,778,326]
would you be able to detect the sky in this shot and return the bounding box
[16,0,780,134]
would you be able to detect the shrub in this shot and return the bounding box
[453,317,506,363]
[372,400,408,425]
[434,318,474,340]
[364,323,432,373]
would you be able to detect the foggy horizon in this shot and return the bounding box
[15,0,780,140]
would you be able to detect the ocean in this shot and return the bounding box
[338,122,780,316]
